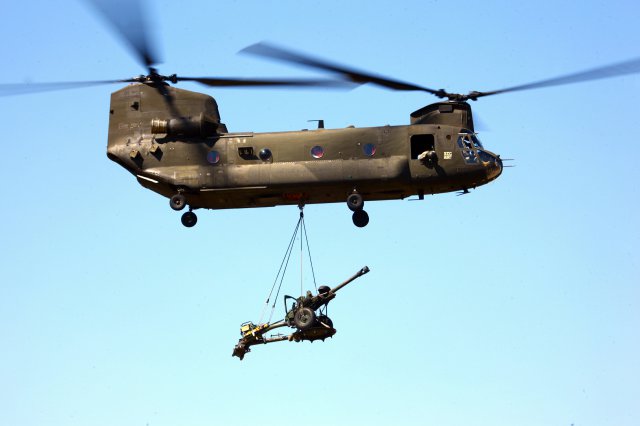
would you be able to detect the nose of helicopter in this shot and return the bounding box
[483,151,503,181]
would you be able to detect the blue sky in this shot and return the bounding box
[0,1,638,425]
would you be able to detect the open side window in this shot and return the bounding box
[410,134,435,159]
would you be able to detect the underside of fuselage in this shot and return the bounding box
[134,168,489,211]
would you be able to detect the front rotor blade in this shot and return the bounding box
[178,76,354,88]
[240,42,444,95]
[0,79,133,97]
[472,56,640,99]
[84,0,160,69]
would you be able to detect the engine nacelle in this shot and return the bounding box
[151,112,219,138]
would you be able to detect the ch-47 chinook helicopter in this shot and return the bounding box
[4,0,640,228]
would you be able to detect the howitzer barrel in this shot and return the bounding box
[330,266,370,293]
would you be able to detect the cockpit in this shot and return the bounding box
[457,130,503,180]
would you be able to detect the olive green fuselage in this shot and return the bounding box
[106,83,502,211]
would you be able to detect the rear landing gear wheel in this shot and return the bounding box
[352,210,369,228]
[181,211,198,228]
[170,193,187,211]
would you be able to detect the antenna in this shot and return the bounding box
[308,119,325,129]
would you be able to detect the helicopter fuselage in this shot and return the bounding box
[106,83,502,226]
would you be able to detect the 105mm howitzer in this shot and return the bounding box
[232,266,370,360]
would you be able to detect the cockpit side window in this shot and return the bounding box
[457,133,478,164]
[457,134,472,149]
[462,149,477,163]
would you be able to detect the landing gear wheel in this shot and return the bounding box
[170,193,187,211]
[181,211,198,228]
[347,192,364,212]
[352,210,369,227]
[294,307,316,330]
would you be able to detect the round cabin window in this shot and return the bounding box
[310,145,324,159]
[259,148,272,161]
[363,143,376,156]
[207,150,220,164]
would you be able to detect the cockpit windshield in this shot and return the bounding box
[477,149,494,163]
[471,134,483,148]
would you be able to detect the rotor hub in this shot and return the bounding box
[131,69,178,85]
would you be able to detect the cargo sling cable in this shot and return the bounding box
[258,205,318,326]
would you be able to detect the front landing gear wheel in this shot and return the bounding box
[352,210,369,227]
[181,211,198,228]
[347,192,364,211]
[170,193,187,211]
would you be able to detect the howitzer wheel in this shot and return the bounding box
[294,307,315,330]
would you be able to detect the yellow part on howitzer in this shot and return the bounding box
[240,322,270,338]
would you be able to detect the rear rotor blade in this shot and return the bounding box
[0,75,352,98]
[0,79,134,97]
[240,42,445,96]
[471,56,640,99]
[178,76,353,88]
[84,0,160,69]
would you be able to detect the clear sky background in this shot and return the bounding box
[0,1,638,425]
